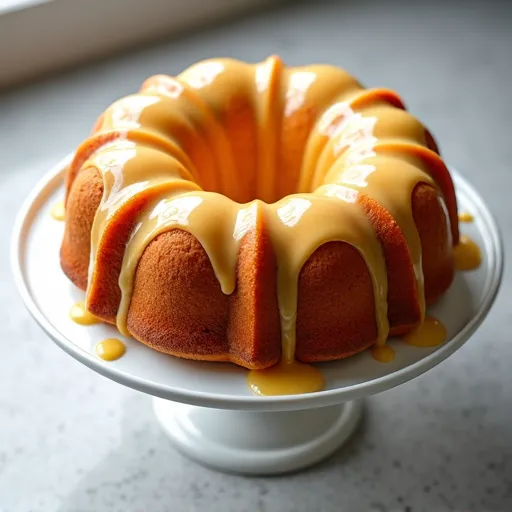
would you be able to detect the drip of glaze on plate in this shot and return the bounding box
[458,211,474,223]
[453,235,481,271]
[51,200,65,221]
[248,360,324,396]
[95,338,126,361]
[403,316,446,347]
[371,344,396,363]
[70,301,100,325]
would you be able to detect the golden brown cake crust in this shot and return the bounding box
[296,241,378,362]
[126,211,281,370]
[127,230,231,362]
[412,182,455,304]
[60,166,103,292]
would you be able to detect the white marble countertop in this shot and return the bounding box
[1,0,511,510]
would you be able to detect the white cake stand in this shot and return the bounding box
[12,155,503,475]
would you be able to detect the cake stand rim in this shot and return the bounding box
[11,154,504,412]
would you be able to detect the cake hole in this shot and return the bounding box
[201,161,303,204]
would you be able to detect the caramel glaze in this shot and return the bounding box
[458,211,474,223]
[70,301,99,325]
[64,56,461,395]
[51,200,65,221]
[95,338,126,361]
[248,360,324,396]
[403,316,447,347]
[453,234,481,271]
[371,345,396,363]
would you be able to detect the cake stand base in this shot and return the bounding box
[153,398,363,475]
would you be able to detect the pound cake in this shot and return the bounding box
[60,56,458,370]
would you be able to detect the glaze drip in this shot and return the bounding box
[403,316,447,347]
[371,345,396,363]
[453,235,481,271]
[458,212,474,223]
[95,338,126,361]
[51,200,65,221]
[70,301,99,326]
[247,360,324,396]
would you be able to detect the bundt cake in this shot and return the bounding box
[61,56,458,375]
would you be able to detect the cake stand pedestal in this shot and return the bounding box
[12,155,503,475]
[153,399,362,475]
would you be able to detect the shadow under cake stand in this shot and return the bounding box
[12,155,503,475]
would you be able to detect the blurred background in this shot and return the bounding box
[1,0,511,510]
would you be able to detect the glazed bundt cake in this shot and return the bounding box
[61,56,458,371]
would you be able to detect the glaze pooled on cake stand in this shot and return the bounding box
[12,155,502,475]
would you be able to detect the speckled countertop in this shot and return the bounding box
[1,0,511,510]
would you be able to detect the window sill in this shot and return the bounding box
[0,0,282,88]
